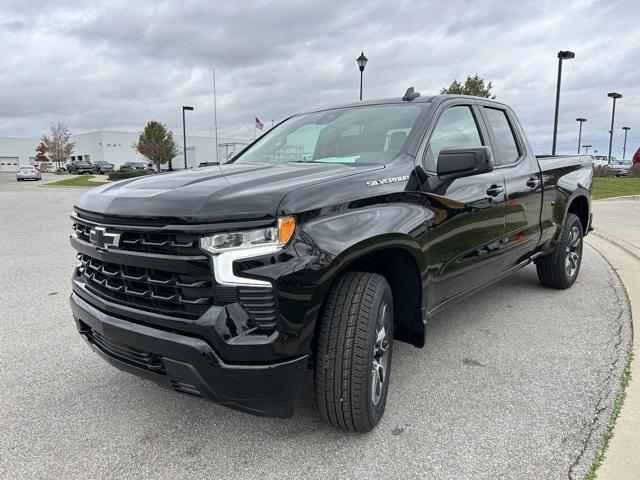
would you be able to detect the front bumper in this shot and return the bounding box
[70,292,308,418]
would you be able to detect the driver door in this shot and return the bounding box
[421,103,507,308]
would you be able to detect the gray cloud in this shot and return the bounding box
[0,0,638,156]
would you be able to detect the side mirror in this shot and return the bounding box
[436,146,494,180]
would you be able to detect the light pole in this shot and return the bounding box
[551,50,575,156]
[356,52,368,101]
[582,144,592,154]
[607,93,622,164]
[182,105,194,169]
[576,117,586,154]
[622,127,631,159]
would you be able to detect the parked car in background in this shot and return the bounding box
[16,166,41,181]
[609,158,632,176]
[592,155,609,167]
[67,160,94,174]
[634,148,640,165]
[37,162,56,172]
[120,161,148,171]
[92,161,114,174]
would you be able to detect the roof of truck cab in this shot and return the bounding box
[298,94,509,116]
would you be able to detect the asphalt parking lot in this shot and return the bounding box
[0,176,632,480]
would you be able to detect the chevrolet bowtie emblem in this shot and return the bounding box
[89,226,121,250]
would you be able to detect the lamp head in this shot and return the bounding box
[558,50,575,60]
[356,52,368,71]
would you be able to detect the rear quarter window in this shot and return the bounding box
[484,108,520,165]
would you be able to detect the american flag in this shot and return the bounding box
[255,117,264,130]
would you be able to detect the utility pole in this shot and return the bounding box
[213,70,219,163]
[607,92,622,164]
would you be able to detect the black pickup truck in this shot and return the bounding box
[67,160,94,175]
[69,92,592,431]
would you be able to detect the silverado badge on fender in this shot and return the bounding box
[366,175,410,187]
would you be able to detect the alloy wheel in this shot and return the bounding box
[565,225,582,278]
[371,303,391,406]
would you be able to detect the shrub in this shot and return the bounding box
[107,169,154,181]
[627,164,640,178]
[593,165,614,177]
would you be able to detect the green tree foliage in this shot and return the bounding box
[42,122,75,169]
[136,121,178,172]
[440,74,496,98]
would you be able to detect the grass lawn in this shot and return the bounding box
[592,178,640,200]
[45,175,109,187]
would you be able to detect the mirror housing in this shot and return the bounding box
[436,146,494,180]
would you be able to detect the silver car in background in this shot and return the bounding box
[610,158,632,176]
[16,166,42,181]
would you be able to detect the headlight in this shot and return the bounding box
[200,216,296,254]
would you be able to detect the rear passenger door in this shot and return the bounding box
[478,103,543,270]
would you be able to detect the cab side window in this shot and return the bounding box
[483,108,520,165]
[426,106,483,171]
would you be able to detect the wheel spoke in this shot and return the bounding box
[571,227,581,248]
[371,302,390,406]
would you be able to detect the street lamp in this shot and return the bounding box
[582,144,592,154]
[622,126,631,159]
[607,92,622,164]
[356,51,368,101]
[551,50,575,156]
[576,117,586,154]
[182,106,194,169]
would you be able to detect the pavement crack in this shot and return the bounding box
[567,269,629,479]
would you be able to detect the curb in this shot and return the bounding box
[590,231,640,262]
[585,234,640,479]
[594,195,640,202]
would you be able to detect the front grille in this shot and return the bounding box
[72,215,279,330]
[72,222,200,256]
[77,253,231,319]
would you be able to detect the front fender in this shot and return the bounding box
[235,200,428,356]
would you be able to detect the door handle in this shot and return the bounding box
[526,177,540,189]
[486,185,504,197]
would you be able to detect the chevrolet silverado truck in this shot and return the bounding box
[70,91,593,431]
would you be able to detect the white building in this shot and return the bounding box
[0,130,251,172]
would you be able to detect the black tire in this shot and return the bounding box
[536,213,583,289]
[314,272,393,432]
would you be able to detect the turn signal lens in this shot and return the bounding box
[278,216,296,245]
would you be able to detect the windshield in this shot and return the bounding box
[611,158,631,165]
[233,104,425,166]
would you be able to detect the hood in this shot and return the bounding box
[74,162,384,224]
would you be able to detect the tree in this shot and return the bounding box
[136,121,178,172]
[34,141,48,166]
[440,74,496,98]
[42,122,75,169]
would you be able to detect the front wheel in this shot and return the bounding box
[536,213,583,289]
[314,272,393,432]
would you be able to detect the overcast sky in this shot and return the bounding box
[1,0,638,156]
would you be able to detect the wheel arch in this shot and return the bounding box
[566,193,590,234]
[311,236,426,349]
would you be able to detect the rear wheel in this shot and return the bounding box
[536,213,583,289]
[314,272,393,432]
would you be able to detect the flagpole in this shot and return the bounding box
[212,69,219,163]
